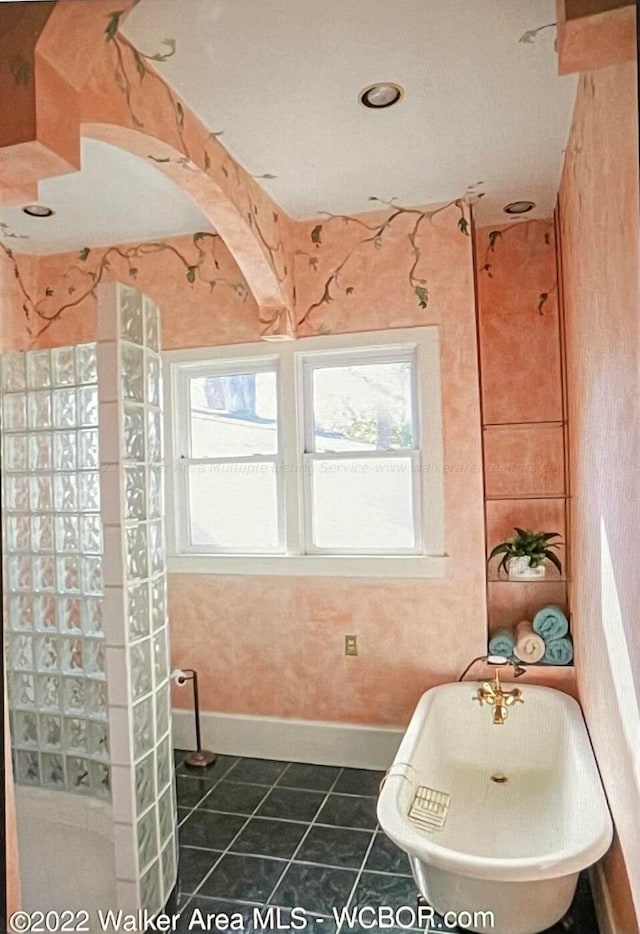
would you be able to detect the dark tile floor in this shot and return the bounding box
[171,751,600,934]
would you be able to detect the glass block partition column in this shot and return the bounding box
[2,343,110,799]
[98,281,177,914]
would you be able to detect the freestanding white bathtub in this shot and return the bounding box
[377,683,612,934]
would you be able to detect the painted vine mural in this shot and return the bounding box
[478,221,557,315]
[0,234,250,340]
[1,1,475,343]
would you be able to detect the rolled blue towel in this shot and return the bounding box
[488,627,516,659]
[532,605,569,642]
[542,636,573,666]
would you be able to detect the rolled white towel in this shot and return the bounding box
[513,619,545,664]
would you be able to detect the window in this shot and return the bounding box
[165,327,445,578]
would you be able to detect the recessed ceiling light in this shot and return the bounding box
[22,204,55,218]
[503,200,535,215]
[359,83,403,109]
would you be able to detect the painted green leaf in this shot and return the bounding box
[458,217,469,236]
[310,224,322,245]
[488,230,502,251]
[186,265,197,284]
[79,247,91,261]
[105,10,123,41]
[133,50,146,80]
[415,285,428,309]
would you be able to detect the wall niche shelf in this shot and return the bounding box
[488,576,570,584]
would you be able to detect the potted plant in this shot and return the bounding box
[488,528,562,580]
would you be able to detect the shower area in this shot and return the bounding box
[3,283,177,922]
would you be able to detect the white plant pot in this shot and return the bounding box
[507,556,547,581]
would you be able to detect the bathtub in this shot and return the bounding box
[377,683,612,934]
[15,787,116,929]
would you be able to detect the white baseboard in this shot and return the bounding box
[171,708,404,770]
[589,863,617,934]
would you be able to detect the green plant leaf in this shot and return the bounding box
[488,543,510,560]
[458,216,469,236]
[311,224,322,245]
[414,285,428,309]
[545,551,563,574]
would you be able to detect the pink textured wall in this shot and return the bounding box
[0,202,487,726]
[1,233,257,351]
[475,220,569,635]
[559,62,640,932]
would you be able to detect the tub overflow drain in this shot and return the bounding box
[490,773,508,783]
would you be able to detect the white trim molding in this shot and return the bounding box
[163,326,446,579]
[171,709,405,771]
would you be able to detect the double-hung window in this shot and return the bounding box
[166,327,445,577]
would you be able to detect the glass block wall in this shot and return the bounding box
[98,281,177,914]
[2,344,110,799]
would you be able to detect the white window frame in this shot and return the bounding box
[164,327,446,579]
[172,355,284,556]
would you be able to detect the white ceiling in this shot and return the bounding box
[0,138,214,254]
[124,0,578,225]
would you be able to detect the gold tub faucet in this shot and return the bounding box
[474,668,524,724]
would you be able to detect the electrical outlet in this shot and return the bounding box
[345,634,358,656]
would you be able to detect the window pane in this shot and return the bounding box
[311,361,414,453]
[188,463,280,551]
[310,457,416,551]
[189,372,278,458]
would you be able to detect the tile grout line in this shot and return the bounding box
[179,762,297,913]
[334,826,380,934]
[176,761,390,924]
[176,755,241,826]
[262,767,346,909]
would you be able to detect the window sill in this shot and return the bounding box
[166,554,448,579]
